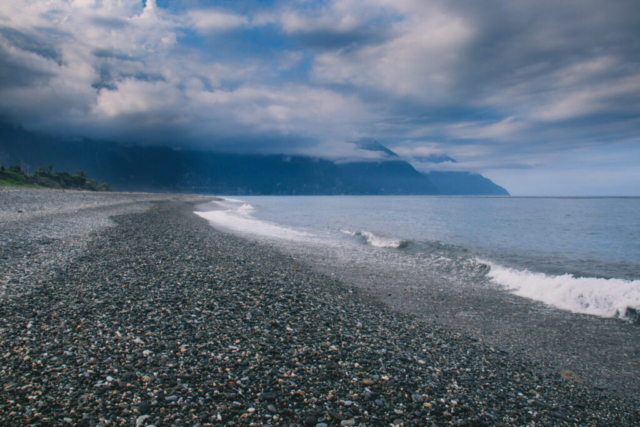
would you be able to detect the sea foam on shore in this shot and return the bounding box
[196,197,640,322]
[195,207,312,241]
[485,260,640,318]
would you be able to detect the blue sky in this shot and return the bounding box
[0,0,639,195]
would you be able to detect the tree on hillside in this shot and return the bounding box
[35,165,54,176]
[99,180,113,191]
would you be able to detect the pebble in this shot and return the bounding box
[411,393,425,403]
[136,415,150,427]
[0,191,637,426]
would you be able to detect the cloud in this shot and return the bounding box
[272,0,399,49]
[184,83,375,142]
[312,3,474,99]
[276,50,304,71]
[530,74,640,122]
[188,9,249,33]
[0,0,639,193]
[447,117,526,140]
[0,0,376,149]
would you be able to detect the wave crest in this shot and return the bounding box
[341,229,408,249]
[484,260,640,320]
[237,204,256,215]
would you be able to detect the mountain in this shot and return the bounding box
[409,152,509,195]
[0,122,508,195]
[354,138,399,158]
[340,160,438,195]
[0,122,438,195]
[424,171,509,196]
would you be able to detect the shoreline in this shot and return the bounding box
[290,245,640,402]
[0,190,638,425]
[194,197,640,403]
[194,198,640,405]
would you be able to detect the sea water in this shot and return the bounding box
[196,196,640,320]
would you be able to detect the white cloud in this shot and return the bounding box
[311,4,473,101]
[0,0,377,148]
[392,144,445,158]
[94,79,183,118]
[185,83,375,141]
[188,10,249,33]
[530,73,640,122]
[280,9,362,35]
[447,117,526,140]
[273,0,393,36]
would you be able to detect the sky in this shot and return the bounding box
[0,0,639,195]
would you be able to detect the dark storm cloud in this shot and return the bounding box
[0,43,53,88]
[0,27,61,63]
[447,0,640,116]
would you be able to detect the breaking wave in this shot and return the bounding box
[341,229,408,248]
[197,198,640,322]
[237,204,256,215]
[484,260,640,320]
[195,203,311,241]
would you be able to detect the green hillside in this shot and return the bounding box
[0,165,112,191]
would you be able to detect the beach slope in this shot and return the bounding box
[0,189,637,426]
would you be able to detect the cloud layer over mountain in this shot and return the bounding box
[1,0,639,194]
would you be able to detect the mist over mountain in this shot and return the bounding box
[413,154,457,164]
[0,122,507,195]
[353,138,399,158]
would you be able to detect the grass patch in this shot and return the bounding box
[0,178,41,188]
[0,167,112,191]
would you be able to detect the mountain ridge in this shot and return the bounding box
[0,121,507,195]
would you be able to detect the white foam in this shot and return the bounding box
[236,204,256,215]
[195,208,312,241]
[220,197,246,203]
[484,260,640,318]
[362,231,405,248]
[342,229,405,248]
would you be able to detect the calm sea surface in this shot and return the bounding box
[196,196,640,320]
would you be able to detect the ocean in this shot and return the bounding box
[196,196,640,321]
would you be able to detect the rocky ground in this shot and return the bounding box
[0,189,638,426]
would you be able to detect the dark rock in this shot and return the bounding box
[329,411,345,421]
[261,392,276,401]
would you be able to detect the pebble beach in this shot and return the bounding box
[0,189,638,426]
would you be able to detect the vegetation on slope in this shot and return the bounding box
[0,165,112,191]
